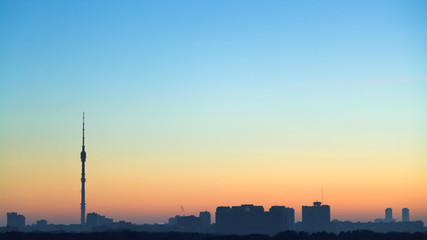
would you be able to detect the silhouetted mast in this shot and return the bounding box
[80,112,87,226]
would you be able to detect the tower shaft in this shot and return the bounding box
[80,113,86,226]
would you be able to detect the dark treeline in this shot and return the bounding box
[0,230,426,240]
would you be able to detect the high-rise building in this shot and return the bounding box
[269,206,295,232]
[217,204,266,235]
[199,211,211,230]
[176,215,200,232]
[7,212,25,229]
[374,208,396,223]
[385,208,392,222]
[302,202,331,233]
[402,208,410,222]
[215,204,295,235]
[86,212,113,230]
[216,206,231,234]
[169,211,212,233]
[80,113,87,226]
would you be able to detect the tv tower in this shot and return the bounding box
[80,112,87,226]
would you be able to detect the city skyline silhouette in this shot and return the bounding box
[0,0,426,235]
[0,113,425,233]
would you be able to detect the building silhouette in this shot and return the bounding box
[86,212,113,230]
[177,215,199,232]
[1,115,425,235]
[302,202,331,233]
[80,113,87,226]
[33,219,48,231]
[215,204,294,235]
[169,211,212,233]
[269,206,295,233]
[168,217,177,225]
[7,212,25,229]
[331,219,424,233]
[402,208,409,222]
[35,219,47,227]
[375,208,396,223]
[199,211,211,231]
[385,208,392,222]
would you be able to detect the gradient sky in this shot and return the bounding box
[0,0,426,226]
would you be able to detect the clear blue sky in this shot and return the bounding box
[1,1,426,110]
[0,0,427,224]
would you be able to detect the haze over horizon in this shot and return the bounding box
[0,0,426,226]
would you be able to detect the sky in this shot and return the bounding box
[0,0,426,226]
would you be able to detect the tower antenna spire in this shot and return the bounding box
[82,112,85,147]
[80,112,87,227]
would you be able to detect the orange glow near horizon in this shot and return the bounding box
[1,147,426,225]
[1,0,427,230]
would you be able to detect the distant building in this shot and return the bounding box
[216,206,231,234]
[86,212,113,230]
[374,208,396,223]
[168,216,177,225]
[7,212,25,229]
[169,211,212,233]
[216,204,294,235]
[216,204,266,235]
[107,220,135,231]
[385,208,393,222]
[302,202,331,233]
[269,206,295,232]
[176,215,200,232]
[36,219,48,226]
[402,208,409,222]
[199,211,211,231]
[331,219,424,233]
[32,219,48,231]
